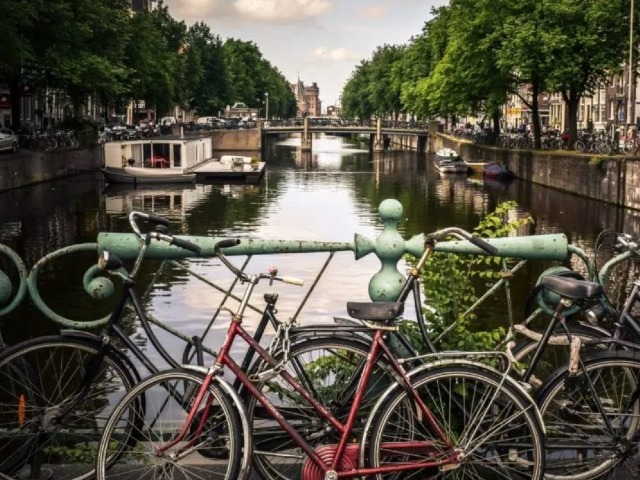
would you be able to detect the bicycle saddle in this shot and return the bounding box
[346,301,404,324]
[540,275,602,300]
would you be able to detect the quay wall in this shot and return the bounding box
[436,133,640,211]
[0,147,102,191]
[208,129,261,151]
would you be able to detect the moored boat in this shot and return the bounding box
[483,162,513,179]
[434,158,469,174]
[435,147,459,162]
[101,135,212,185]
[462,159,489,174]
[191,155,266,183]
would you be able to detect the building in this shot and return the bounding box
[290,79,321,117]
[505,66,639,135]
[326,105,340,117]
[224,102,259,119]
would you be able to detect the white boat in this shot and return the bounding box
[434,158,468,174]
[191,155,266,183]
[101,135,213,184]
[435,147,459,162]
[463,159,490,173]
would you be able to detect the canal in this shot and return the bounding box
[0,133,635,367]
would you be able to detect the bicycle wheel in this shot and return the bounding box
[596,141,612,155]
[246,336,395,480]
[96,369,241,480]
[536,351,640,480]
[511,322,609,388]
[368,364,545,480]
[0,354,38,474]
[0,336,136,480]
[575,140,586,152]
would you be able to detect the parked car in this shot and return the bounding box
[0,128,18,153]
[123,124,139,139]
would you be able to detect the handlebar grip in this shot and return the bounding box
[146,214,170,227]
[281,276,304,286]
[468,236,499,256]
[215,239,241,251]
[171,237,202,255]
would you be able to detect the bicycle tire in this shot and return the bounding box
[511,322,609,388]
[575,140,586,153]
[96,369,242,480]
[536,351,640,480]
[246,336,395,480]
[0,336,137,480]
[596,142,611,155]
[368,364,545,480]
[0,354,38,474]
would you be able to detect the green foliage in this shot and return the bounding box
[402,201,533,353]
[0,0,293,127]
[44,441,146,464]
[341,0,632,142]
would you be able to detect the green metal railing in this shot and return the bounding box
[19,199,569,330]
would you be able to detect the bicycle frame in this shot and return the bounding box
[174,314,458,477]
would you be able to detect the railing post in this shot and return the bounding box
[373,117,384,152]
[301,116,312,151]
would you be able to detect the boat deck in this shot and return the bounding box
[189,160,266,183]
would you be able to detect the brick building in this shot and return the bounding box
[291,79,321,117]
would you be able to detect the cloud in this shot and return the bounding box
[358,4,389,19]
[233,0,332,23]
[313,46,359,61]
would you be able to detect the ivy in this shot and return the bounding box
[401,201,533,353]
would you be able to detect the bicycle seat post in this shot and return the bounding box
[520,298,573,384]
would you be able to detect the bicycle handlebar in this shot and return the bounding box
[425,227,499,256]
[128,211,201,255]
[615,234,640,253]
[214,239,304,286]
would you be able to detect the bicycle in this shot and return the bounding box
[509,231,640,383]
[514,274,640,479]
[95,229,546,480]
[250,229,640,480]
[0,212,277,480]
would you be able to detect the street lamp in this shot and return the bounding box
[265,92,269,120]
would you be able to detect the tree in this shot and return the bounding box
[341,60,374,118]
[541,0,629,147]
[0,0,37,129]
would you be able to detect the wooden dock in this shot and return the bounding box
[189,158,266,184]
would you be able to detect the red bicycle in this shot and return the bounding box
[95,231,546,480]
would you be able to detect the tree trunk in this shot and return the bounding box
[565,91,580,150]
[531,80,542,149]
[7,75,21,130]
[492,111,500,135]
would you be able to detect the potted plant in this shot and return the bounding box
[231,157,245,172]
[250,156,260,171]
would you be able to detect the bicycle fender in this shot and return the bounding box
[59,330,142,383]
[181,365,252,480]
[358,357,545,468]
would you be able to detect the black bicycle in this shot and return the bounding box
[0,212,294,480]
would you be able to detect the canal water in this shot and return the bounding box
[0,133,635,369]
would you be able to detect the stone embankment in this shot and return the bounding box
[437,133,640,211]
[0,147,102,191]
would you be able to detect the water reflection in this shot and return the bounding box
[0,134,638,363]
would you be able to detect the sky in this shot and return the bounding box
[162,0,446,112]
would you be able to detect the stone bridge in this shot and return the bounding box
[193,119,438,153]
[262,117,432,152]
